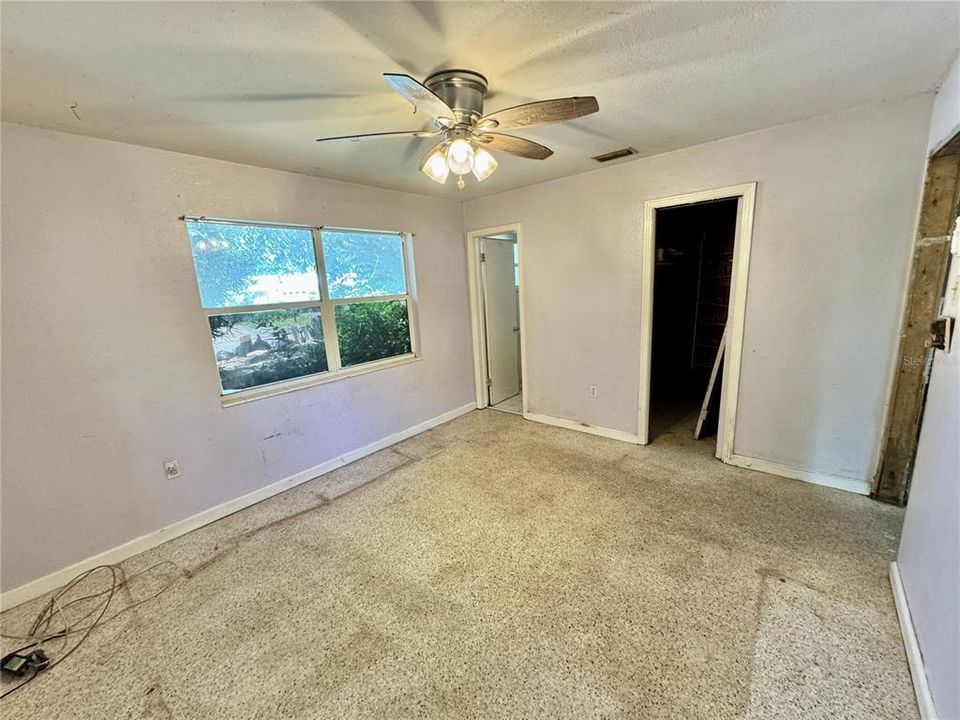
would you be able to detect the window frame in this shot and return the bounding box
[184,216,421,406]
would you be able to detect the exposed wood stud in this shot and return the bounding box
[875,150,960,505]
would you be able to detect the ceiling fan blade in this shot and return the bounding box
[316,129,439,143]
[476,96,599,131]
[476,133,554,160]
[383,73,455,125]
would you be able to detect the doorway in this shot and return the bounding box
[638,184,757,457]
[467,224,526,415]
[649,199,738,442]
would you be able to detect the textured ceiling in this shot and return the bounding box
[2,1,958,199]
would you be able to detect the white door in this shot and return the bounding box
[482,238,521,405]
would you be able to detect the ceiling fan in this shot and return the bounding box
[316,69,599,188]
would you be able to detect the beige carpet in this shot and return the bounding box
[0,409,915,719]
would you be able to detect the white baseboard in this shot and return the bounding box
[890,561,939,720]
[0,402,476,611]
[727,454,871,495]
[523,412,640,444]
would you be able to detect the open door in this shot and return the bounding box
[481,237,521,406]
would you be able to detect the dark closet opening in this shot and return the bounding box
[649,198,738,442]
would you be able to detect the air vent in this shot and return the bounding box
[592,147,637,163]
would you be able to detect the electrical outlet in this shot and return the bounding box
[163,459,181,480]
[589,384,599,398]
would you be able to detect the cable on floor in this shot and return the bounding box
[0,561,182,700]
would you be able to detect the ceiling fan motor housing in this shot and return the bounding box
[424,69,488,126]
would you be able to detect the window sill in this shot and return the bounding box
[219,352,421,408]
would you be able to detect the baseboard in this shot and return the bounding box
[523,412,640,444]
[890,562,939,720]
[727,454,871,495]
[0,402,476,611]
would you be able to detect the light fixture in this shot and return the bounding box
[420,144,450,184]
[472,148,498,182]
[419,138,499,187]
[446,138,475,175]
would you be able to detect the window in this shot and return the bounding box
[321,229,413,368]
[185,219,418,401]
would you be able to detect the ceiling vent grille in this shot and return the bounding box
[592,147,637,163]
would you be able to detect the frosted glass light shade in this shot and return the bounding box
[446,139,475,175]
[472,148,498,181]
[421,147,449,184]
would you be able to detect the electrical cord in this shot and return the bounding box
[0,665,41,700]
[1,565,120,700]
[2,561,180,642]
[1,561,181,700]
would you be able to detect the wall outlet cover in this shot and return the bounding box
[163,459,181,480]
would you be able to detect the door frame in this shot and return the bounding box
[637,183,757,460]
[466,223,528,413]
[874,139,960,504]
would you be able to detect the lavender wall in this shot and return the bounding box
[0,123,475,591]
[897,53,960,720]
[463,93,933,484]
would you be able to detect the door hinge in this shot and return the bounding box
[480,252,486,262]
[485,378,492,387]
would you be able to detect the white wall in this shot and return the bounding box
[0,123,475,592]
[896,53,960,720]
[464,93,933,483]
[927,54,960,157]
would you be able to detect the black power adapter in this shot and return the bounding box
[1,649,50,678]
